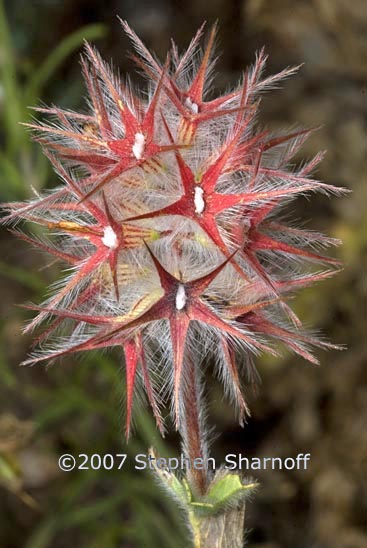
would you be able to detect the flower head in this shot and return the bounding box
[2,22,346,438]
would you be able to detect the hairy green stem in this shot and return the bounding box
[180,358,247,547]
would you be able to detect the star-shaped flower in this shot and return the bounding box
[23,245,274,429]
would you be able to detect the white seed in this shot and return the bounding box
[175,284,187,310]
[185,97,199,114]
[132,132,145,160]
[102,226,118,249]
[194,186,205,214]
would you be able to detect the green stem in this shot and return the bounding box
[180,358,249,547]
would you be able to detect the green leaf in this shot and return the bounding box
[148,448,191,506]
[206,473,242,504]
[201,471,257,513]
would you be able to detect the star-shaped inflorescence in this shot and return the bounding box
[2,22,346,438]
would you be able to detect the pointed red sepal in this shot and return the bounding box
[145,240,243,299]
[84,42,139,133]
[20,302,116,326]
[144,242,179,291]
[220,336,250,423]
[21,121,105,148]
[262,127,317,152]
[225,297,281,320]
[44,142,115,170]
[190,299,275,355]
[186,251,238,295]
[241,249,302,327]
[108,249,120,301]
[23,247,110,333]
[161,114,194,195]
[120,18,164,78]
[123,337,140,439]
[9,230,79,265]
[80,161,137,203]
[30,281,103,348]
[200,130,244,194]
[188,23,217,105]
[243,312,321,365]
[143,54,171,133]
[170,314,190,428]
[137,333,165,436]
[247,270,339,297]
[250,232,341,265]
[20,327,122,367]
[81,57,112,139]
[196,215,250,281]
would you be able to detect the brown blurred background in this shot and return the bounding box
[0,1,366,547]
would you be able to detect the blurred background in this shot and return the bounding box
[0,0,366,547]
